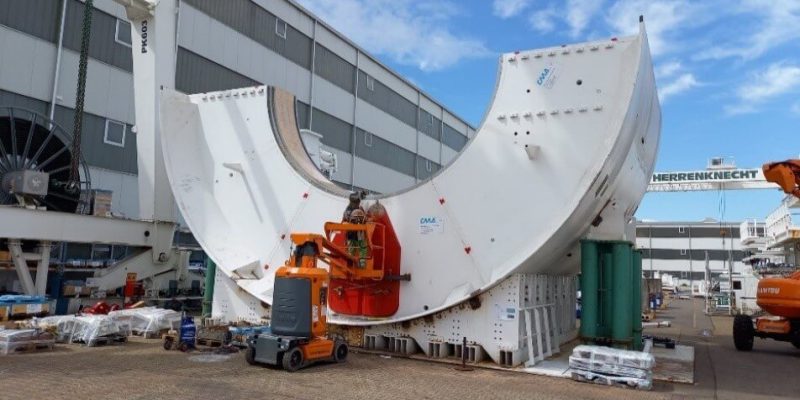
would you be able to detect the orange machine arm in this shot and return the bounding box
[763,160,800,199]
[288,222,385,280]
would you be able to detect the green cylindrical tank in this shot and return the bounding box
[579,240,599,341]
[601,251,614,339]
[611,242,633,348]
[632,250,643,350]
[202,258,217,318]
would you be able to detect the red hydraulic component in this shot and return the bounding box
[82,301,111,315]
[328,203,403,317]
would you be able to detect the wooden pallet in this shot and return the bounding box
[131,329,167,339]
[196,338,223,348]
[1,341,55,355]
[85,335,128,347]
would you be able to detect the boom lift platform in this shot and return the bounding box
[734,160,800,351]
[246,216,399,371]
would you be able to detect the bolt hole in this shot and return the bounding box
[424,305,429,311]
[229,173,234,177]
[514,132,518,136]
[525,144,529,148]
[526,89,530,93]
[641,137,645,144]
[576,79,583,85]
[526,131,530,135]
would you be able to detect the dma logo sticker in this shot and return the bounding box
[536,64,558,89]
[419,216,444,235]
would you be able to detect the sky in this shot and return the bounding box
[296,0,800,223]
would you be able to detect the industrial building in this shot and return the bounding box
[0,0,476,220]
[0,0,475,295]
[635,220,761,283]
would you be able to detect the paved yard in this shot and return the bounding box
[1,299,798,400]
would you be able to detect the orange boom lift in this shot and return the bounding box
[246,204,404,371]
[733,160,800,351]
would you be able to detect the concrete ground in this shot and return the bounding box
[645,298,800,400]
[0,300,798,400]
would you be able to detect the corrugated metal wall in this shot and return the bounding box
[0,0,475,192]
[184,0,312,70]
[357,70,417,128]
[0,90,49,115]
[416,155,440,180]
[355,128,415,177]
[442,123,467,151]
[310,107,352,153]
[0,90,137,174]
[314,43,355,93]
[175,48,260,94]
[63,0,132,72]
[0,0,132,72]
[0,0,61,42]
[418,108,442,140]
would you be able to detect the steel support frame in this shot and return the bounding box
[8,240,36,295]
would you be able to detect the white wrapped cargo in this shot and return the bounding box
[34,315,126,346]
[0,329,55,355]
[571,345,655,369]
[109,307,181,336]
[569,345,655,390]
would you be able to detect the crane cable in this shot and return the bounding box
[69,0,93,193]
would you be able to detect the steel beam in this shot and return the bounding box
[35,241,52,296]
[8,240,36,295]
[647,181,776,192]
[0,205,175,247]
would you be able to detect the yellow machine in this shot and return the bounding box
[246,222,384,371]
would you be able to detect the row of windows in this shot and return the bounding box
[296,101,440,180]
[175,46,448,181]
[184,0,312,70]
[183,0,470,151]
[356,70,418,129]
[636,226,746,239]
[0,0,471,155]
[640,248,745,262]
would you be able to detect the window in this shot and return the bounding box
[733,281,742,290]
[425,159,432,172]
[364,131,373,147]
[104,119,126,147]
[678,226,685,234]
[115,19,132,47]
[275,18,287,39]
[680,249,687,255]
[365,74,375,91]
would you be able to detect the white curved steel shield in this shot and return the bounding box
[159,23,660,325]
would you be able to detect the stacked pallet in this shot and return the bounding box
[569,345,655,390]
[0,329,55,355]
[108,307,181,338]
[0,295,49,320]
[35,315,127,346]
